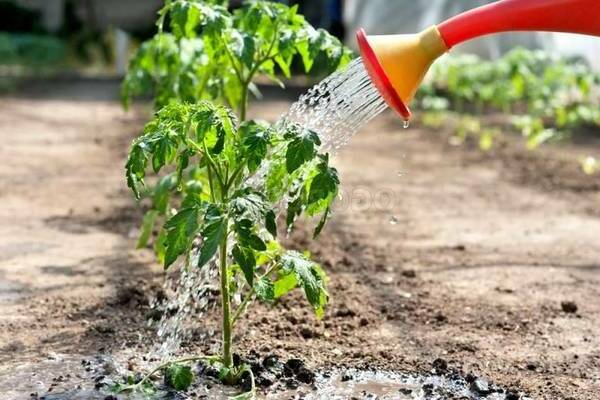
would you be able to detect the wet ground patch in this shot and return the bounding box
[5,352,529,400]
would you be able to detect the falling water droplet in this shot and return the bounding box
[389,216,399,225]
[403,120,410,129]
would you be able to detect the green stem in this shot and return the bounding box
[239,86,248,121]
[206,161,216,202]
[231,287,254,327]
[226,163,245,191]
[219,223,234,374]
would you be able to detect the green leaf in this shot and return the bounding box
[230,31,256,69]
[137,210,159,249]
[313,207,329,238]
[240,120,271,172]
[152,131,179,173]
[285,128,321,173]
[125,144,148,199]
[234,218,267,251]
[279,251,328,317]
[232,245,255,286]
[171,2,201,39]
[286,197,303,229]
[265,156,288,202]
[164,207,200,269]
[274,273,297,298]
[254,277,275,302]
[165,363,194,391]
[274,54,293,79]
[198,204,226,268]
[230,189,270,222]
[307,157,339,205]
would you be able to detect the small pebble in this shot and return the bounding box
[561,301,578,313]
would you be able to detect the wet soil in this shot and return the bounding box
[0,80,599,399]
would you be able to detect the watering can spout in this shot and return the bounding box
[357,0,600,120]
[357,27,447,120]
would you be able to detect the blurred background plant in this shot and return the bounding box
[415,48,600,171]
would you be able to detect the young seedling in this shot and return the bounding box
[120,0,351,395]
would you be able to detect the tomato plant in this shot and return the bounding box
[119,0,351,396]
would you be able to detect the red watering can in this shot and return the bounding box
[357,0,600,120]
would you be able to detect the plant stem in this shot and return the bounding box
[231,287,254,327]
[218,223,234,375]
[239,86,248,121]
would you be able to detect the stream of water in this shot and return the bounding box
[280,57,389,151]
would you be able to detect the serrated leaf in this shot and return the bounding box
[152,131,179,173]
[137,210,159,249]
[278,251,328,317]
[125,144,148,199]
[198,204,226,268]
[274,54,292,79]
[234,217,267,251]
[230,189,269,222]
[308,160,339,205]
[240,120,271,172]
[165,363,194,391]
[171,2,200,38]
[285,128,321,173]
[164,207,200,268]
[254,277,274,302]
[232,245,255,286]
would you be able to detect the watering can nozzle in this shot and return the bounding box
[357,0,600,120]
[357,26,447,120]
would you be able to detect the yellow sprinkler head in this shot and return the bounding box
[357,26,448,120]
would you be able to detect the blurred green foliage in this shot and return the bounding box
[0,32,66,67]
[121,0,353,111]
[417,48,600,150]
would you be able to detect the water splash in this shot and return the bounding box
[279,58,389,151]
[151,245,219,360]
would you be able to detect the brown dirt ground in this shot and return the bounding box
[0,80,599,399]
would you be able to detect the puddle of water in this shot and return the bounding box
[279,369,529,400]
[1,355,528,400]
